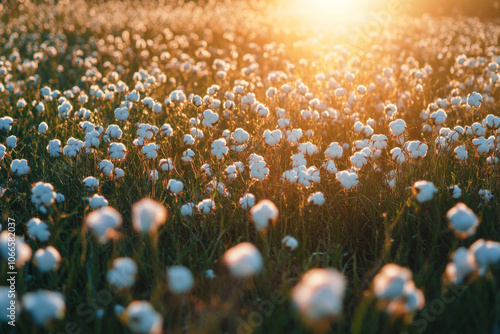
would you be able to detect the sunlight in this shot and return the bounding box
[286,0,371,26]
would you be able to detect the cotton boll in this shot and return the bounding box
[85,206,122,243]
[335,170,359,190]
[404,141,428,159]
[6,135,17,149]
[298,142,318,156]
[250,200,279,231]
[449,185,462,199]
[167,266,194,294]
[27,218,50,242]
[445,247,476,284]
[132,198,167,234]
[114,168,125,178]
[466,91,482,108]
[232,128,250,144]
[447,203,479,238]
[430,109,447,125]
[223,242,263,279]
[159,158,174,171]
[0,116,14,131]
[250,161,269,181]
[181,149,195,162]
[142,143,159,159]
[125,301,163,334]
[0,231,32,267]
[470,239,500,276]
[167,179,183,194]
[308,192,325,206]
[478,189,493,203]
[373,264,410,300]
[282,236,299,251]
[106,257,138,289]
[34,246,61,273]
[180,203,195,216]
[82,176,99,190]
[210,138,229,159]
[412,180,436,203]
[202,109,219,127]
[389,119,406,137]
[89,194,109,209]
[11,159,30,176]
[263,129,282,146]
[38,122,48,134]
[22,290,65,325]
[472,137,489,154]
[291,268,346,323]
[454,145,468,161]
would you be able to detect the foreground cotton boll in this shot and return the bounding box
[22,290,65,325]
[125,301,163,334]
[470,239,500,276]
[27,218,50,242]
[98,159,114,176]
[109,142,127,160]
[34,246,61,273]
[167,179,183,194]
[373,264,424,315]
[446,203,479,238]
[0,231,32,267]
[445,247,476,284]
[389,119,406,137]
[84,206,122,243]
[106,257,138,289]
[223,242,263,279]
[308,192,325,206]
[282,236,298,251]
[291,268,346,323]
[335,170,359,190]
[11,159,30,176]
[132,198,167,234]
[166,266,194,294]
[210,138,229,159]
[31,181,57,211]
[250,200,279,231]
[239,193,256,209]
[47,139,62,157]
[197,198,215,215]
[412,181,437,203]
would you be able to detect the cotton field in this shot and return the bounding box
[0,0,500,333]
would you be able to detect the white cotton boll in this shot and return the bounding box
[430,109,447,125]
[211,138,229,159]
[471,123,485,136]
[413,181,437,203]
[467,92,482,108]
[0,231,32,267]
[446,202,478,238]
[132,198,167,234]
[190,127,204,140]
[0,116,14,131]
[291,153,307,167]
[31,181,57,210]
[472,137,489,154]
[282,169,298,184]
[34,246,61,273]
[282,236,298,251]
[106,257,138,289]
[85,207,122,243]
[161,124,173,137]
[350,152,368,169]
[82,176,99,190]
[108,143,127,160]
[250,200,279,231]
[22,290,65,325]
[487,156,499,165]
[142,143,159,159]
[449,185,462,199]
[0,144,5,159]
[114,107,129,121]
[6,135,17,149]
[298,142,318,156]
[197,199,215,215]
[325,142,343,159]
[371,135,388,150]
[180,203,195,217]
[482,114,500,129]
[223,242,263,279]
[159,158,174,172]
[89,194,108,209]
[478,189,493,203]
[263,129,282,147]
[335,170,359,190]
[250,161,269,181]
[334,87,346,97]
[445,247,476,284]
[322,159,338,174]
[125,301,163,334]
[286,128,303,145]
[308,192,325,206]
[27,218,50,242]
[404,141,428,159]
[225,165,238,179]
[389,119,406,137]
[470,239,500,276]
[202,109,219,127]
[278,118,290,129]
[390,147,405,164]
[38,122,48,134]
[291,268,346,322]
[183,134,195,145]
[232,128,250,144]
[181,149,195,162]
[84,131,100,149]
[373,264,411,300]
[454,145,468,161]
[11,159,30,176]
[167,179,183,194]
[167,266,194,294]
[239,193,256,209]
[98,160,114,176]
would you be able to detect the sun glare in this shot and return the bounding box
[287,0,371,25]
